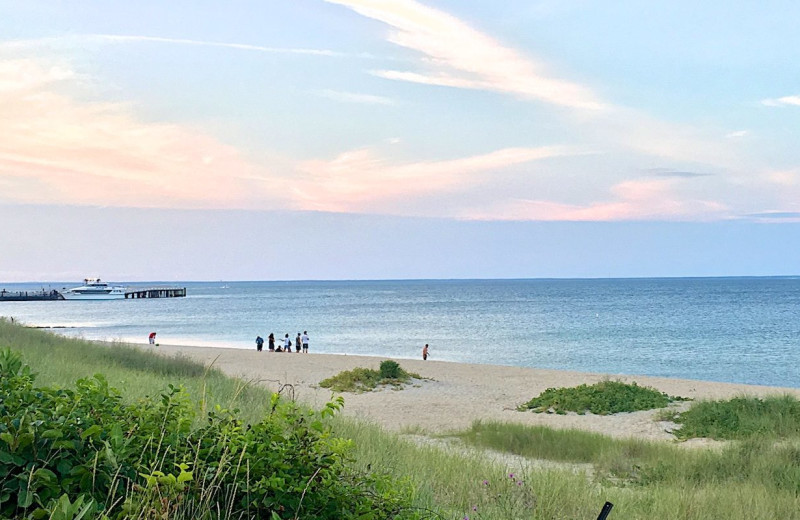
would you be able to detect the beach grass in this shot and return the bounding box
[665,395,800,440]
[0,318,272,425]
[3,318,800,518]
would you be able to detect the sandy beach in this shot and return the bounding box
[152,343,800,442]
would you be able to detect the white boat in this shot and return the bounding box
[61,278,127,300]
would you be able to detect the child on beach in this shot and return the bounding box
[422,344,429,360]
[255,335,264,352]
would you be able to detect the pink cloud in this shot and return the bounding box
[0,59,280,209]
[291,145,574,212]
[463,178,729,221]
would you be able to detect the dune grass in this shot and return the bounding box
[0,318,272,425]
[4,318,800,518]
[666,395,800,440]
[456,420,800,495]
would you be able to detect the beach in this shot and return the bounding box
[151,343,800,442]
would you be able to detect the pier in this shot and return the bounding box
[124,287,186,299]
[0,289,63,301]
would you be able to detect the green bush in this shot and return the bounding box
[320,361,420,393]
[0,349,422,519]
[379,360,401,379]
[518,380,688,415]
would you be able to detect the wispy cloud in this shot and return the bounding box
[647,168,711,179]
[0,34,343,57]
[291,145,576,212]
[744,211,800,220]
[324,0,743,171]
[324,0,606,110]
[314,89,395,105]
[725,130,749,139]
[463,178,728,221]
[761,95,800,107]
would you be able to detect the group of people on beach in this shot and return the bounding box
[255,331,309,353]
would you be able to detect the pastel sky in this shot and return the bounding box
[1,1,798,281]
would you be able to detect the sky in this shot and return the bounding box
[0,0,798,281]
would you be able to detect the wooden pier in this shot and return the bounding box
[0,289,64,301]
[124,287,186,299]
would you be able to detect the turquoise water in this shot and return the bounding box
[1,278,798,387]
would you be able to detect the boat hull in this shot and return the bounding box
[60,290,126,300]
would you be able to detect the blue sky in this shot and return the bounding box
[0,1,798,280]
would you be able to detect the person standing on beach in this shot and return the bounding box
[149,332,157,345]
[295,333,302,353]
[268,333,275,352]
[255,335,264,352]
[284,333,292,352]
[302,331,309,353]
[422,344,429,360]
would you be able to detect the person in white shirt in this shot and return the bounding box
[284,333,292,352]
[301,331,309,353]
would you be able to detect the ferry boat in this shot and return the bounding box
[60,278,127,300]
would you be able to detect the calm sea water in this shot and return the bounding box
[1,278,798,387]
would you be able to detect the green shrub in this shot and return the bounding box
[669,395,800,440]
[379,360,402,379]
[518,380,688,415]
[320,361,420,393]
[0,349,422,519]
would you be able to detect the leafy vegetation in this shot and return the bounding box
[664,395,800,440]
[319,360,420,393]
[0,348,421,519]
[519,380,689,415]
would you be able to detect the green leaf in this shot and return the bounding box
[41,429,64,440]
[0,433,13,445]
[34,468,57,483]
[17,488,33,508]
[53,440,76,450]
[80,425,102,440]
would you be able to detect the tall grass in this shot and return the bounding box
[670,395,800,440]
[0,319,272,424]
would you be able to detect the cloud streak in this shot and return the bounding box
[291,145,576,212]
[324,0,606,110]
[464,178,728,222]
[314,89,395,105]
[761,95,800,107]
[0,34,344,57]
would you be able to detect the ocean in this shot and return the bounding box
[1,278,798,388]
